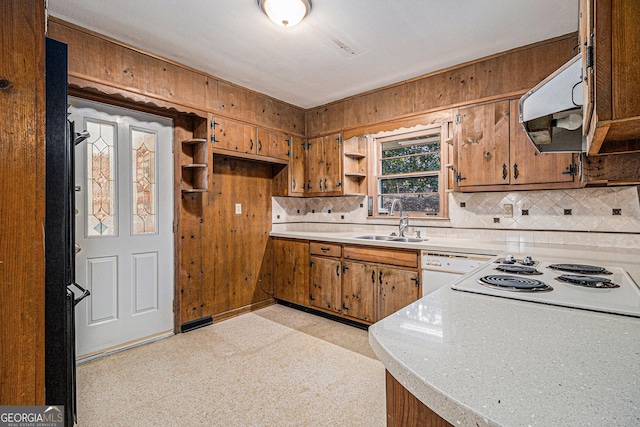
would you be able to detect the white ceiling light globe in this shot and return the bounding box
[259,0,311,27]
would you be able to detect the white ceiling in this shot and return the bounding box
[48,0,579,109]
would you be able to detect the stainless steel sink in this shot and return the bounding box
[353,235,425,243]
[353,235,397,241]
[389,237,425,242]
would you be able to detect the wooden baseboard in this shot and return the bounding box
[211,299,275,323]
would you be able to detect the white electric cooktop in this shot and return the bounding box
[452,256,640,318]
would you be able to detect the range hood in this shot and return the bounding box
[518,53,586,153]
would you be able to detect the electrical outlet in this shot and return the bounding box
[503,204,513,218]
[235,203,242,215]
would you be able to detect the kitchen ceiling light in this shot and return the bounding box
[258,0,311,27]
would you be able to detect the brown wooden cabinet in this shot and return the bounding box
[378,266,420,320]
[580,0,640,155]
[210,115,255,154]
[341,261,377,322]
[309,241,343,313]
[454,99,579,191]
[272,238,309,306]
[289,136,306,195]
[306,133,343,195]
[210,114,292,163]
[342,245,420,323]
[257,128,291,161]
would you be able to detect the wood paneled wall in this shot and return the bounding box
[175,122,274,326]
[47,19,305,136]
[0,0,46,405]
[306,34,578,137]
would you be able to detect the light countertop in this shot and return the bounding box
[270,229,640,267]
[368,286,640,426]
[271,229,640,425]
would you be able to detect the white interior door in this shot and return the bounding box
[69,97,174,358]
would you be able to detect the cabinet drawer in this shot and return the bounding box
[343,246,418,269]
[310,242,342,257]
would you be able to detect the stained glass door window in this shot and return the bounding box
[131,127,157,234]
[85,119,117,236]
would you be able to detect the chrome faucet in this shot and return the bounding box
[390,199,409,237]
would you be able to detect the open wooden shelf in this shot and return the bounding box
[181,138,209,193]
[342,136,368,195]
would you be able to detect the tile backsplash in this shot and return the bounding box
[448,186,640,232]
[273,186,640,248]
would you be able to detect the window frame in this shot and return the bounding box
[368,124,449,219]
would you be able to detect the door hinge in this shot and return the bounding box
[562,163,579,177]
[586,45,594,69]
[411,277,419,288]
[210,120,219,144]
[309,260,314,268]
[456,172,466,183]
[336,135,342,144]
[172,221,177,233]
[337,181,342,188]
[455,114,465,124]
[286,150,291,157]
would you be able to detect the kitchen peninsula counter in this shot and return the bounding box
[368,276,640,427]
[271,229,640,425]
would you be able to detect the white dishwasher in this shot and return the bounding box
[421,251,492,297]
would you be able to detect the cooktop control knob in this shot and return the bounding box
[522,256,534,266]
[504,254,516,264]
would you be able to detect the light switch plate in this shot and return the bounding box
[503,204,513,218]
[235,203,242,215]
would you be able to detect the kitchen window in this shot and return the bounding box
[371,126,448,217]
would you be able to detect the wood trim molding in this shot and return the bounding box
[47,17,305,113]
[310,33,578,112]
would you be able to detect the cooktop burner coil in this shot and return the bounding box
[478,275,553,292]
[548,264,612,275]
[556,274,620,288]
[495,265,541,275]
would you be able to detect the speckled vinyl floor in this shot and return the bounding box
[75,304,386,426]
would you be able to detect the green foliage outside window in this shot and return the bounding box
[377,133,442,216]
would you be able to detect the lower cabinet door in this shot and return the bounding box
[273,238,309,306]
[341,261,376,322]
[378,267,419,320]
[309,256,341,313]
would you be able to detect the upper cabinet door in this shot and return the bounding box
[257,128,291,161]
[454,100,510,187]
[211,115,255,154]
[306,136,324,194]
[323,133,342,192]
[508,101,577,185]
[289,136,306,195]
